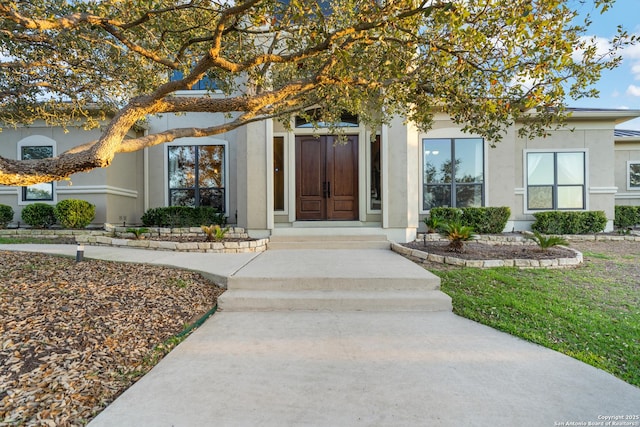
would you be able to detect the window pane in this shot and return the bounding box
[454,139,483,183]
[22,146,54,201]
[200,188,225,211]
[370,136,381,210]
[170,189,195,206]
[558,186,584,209]
[631,163,640,188]
[274,137,285,211]
[25,183,53,200]
[168,146,195,188]
[527,153,554,185]
[424,185,451,210]
[21,146,53,160]
[557,152,584,185]
[423,139,452,184]
[528,186,553,210]
[198,145,224,188]
[456,184,482,207]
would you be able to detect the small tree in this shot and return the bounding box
[0,0,634,186]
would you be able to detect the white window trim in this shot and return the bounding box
[523,148,589,215]
[627,160,640,191]
[163,137,229,216]
[16,135,57,206]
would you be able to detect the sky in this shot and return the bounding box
[570,0,640,129]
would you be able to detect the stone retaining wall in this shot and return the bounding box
[0,226,267,254]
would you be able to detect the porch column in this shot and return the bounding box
[383,116,420,243]
[236,120,271,238]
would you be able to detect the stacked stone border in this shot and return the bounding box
[391,233,592,269]
[0,225,267,254]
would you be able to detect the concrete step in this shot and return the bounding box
[267,234,390,250]
[226,275,440,292]
[217,290,453,312]
[221,248,450,312]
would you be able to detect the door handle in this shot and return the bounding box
[323,182,327,198]
[327,181,331,198]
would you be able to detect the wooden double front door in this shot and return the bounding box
[295,135,358,220]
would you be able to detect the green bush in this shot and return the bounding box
[0,204,14,228]
[54,199,96,228]
[461,206,510,234]
[531,211,607,234]
[614,206,640,229]
[429,207,462,224]
[21,203,56,228]
[141,206,227,228]
[429,206,510,234]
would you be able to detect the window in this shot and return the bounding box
[628,161,640,190]
[273,136,285,211]
[22,146,54,201]
[422,138,484,210]
[169,70,219,91]
[168,145,225,211]
[295,109,358,128]
[526,151,585,210]
[370,135,381,210]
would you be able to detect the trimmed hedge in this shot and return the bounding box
[531,211,607,234]
[21,203,56,228]
[0,204,14,228]
[429,206,510,234]
[141,206,227,228]
[54,199,96,229]
[614,205,640,229]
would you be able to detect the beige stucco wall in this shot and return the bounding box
[614,139,640,206]
[0,122,144,226]
[416,115,618,231]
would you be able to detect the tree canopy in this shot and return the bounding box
[0,0,635,185]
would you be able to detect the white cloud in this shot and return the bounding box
[632,63,640,80]
[572,36,616,62]
[623,42,640,60]
[626,85,640,97]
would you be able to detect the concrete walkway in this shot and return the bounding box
[2,244,639,426]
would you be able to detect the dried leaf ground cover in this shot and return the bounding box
[0,251,223,426]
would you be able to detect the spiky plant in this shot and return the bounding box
[201,224,230,242]
[440,220,475,253]
[423,215,442,233]
[526,231,568,252]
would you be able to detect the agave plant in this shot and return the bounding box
[440,220,475,253]
[526,231,568,252]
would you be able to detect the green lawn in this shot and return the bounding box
[432,249,640,387]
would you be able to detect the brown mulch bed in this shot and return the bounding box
[0,251,223,426]
[402,240,576,260]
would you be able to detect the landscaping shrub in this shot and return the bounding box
[614,205,640,229]
[531,211,607,234]
[429,206,510,234]
[461,206,510,234]
[428,207,462,224]
[141,206,227,227]
[54,199,96,229]
[0,204,14,228]
[21,203,56,228]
